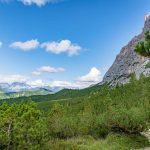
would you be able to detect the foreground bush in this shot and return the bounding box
[107,107,149,134]
[0,102,48,149]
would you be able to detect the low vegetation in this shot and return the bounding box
[1,74,150,149]
[146,61,150,68]
[135,31,150,57]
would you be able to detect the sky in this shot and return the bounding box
[0,0,150,88]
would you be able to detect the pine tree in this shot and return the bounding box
[135,31,150,56]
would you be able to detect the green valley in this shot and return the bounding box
[1,74,150,149]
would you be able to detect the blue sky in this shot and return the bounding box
[0,0,150,88]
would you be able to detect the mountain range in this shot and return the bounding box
[0,82,53,99]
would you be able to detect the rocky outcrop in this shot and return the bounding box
[103,13,150,86]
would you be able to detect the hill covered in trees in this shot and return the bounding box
[1,74,150,149]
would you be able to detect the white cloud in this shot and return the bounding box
[0,67,103,90]
[0,75,28,84]
[49,79,97,89]
[78,67,102,83]
[0,75,89,89]
[54,68,103,89]
[50,80,74,88]
[19,0,61,6]
[0,75,46,88]
[10,39,39,51]
[29,79,83,89]
[41,40,82,56]
[49,80,83,89]
[27,79,45,87]
[0,0,62,6]
[0,42,2,48]
[9,39,82,56]
[49,67,103,89]
[32,66,65,75]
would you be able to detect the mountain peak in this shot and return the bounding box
[145,12,150,21]
[103,14,150,86]
[144,12,150,31]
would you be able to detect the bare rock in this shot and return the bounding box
[103,13,150,86]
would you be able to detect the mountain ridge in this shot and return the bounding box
[0,82,53,99]
[103,12,150,86]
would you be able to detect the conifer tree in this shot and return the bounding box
[135,31,150,56]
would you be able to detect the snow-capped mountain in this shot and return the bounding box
[7,82,32,92]
[0,82,32,92]
[0,83,9,90]
[0,82,54,92]
[0,82,54,99]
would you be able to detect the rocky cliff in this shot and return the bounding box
[103,13,150,86]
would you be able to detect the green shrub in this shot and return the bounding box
[108,107,149,134]
[135,31,150,57]
[91,113,110,138]
[0,102,48,149]
[48,134,150,150]
[146,61,150,68]
[105,133,150,150]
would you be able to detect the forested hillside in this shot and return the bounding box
[1,75,150,149]
[0,84,101,105]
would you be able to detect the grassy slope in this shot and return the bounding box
[49,133,150,150]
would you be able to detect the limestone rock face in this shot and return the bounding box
[103,13,150,86]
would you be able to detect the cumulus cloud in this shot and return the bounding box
[19,0,61,6]
[10,39,39,51]
[9,39,82,56]
[29,80,82,89]
[0,75,46,87]
[50,80,74,88]
[49,80,94,89]
[41,40,82,56]
[49,68,103,89]
[0,0,62,6]
[78,67,102,83]
[0,75,28,84]
[32,66,65,75]
[27,79,46,87]
[0,67,103,90]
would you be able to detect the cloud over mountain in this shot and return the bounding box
[48,67,103,89]
[0,75,29,84]
[78,67,102,83]
[32,66,65,75]
[0,67,103,91]
[27,79,45,87]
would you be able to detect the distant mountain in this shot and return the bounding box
[0,82,53,99]
[0,83,9,91]
[1,83,101,104]
[102,12,150,86]
[9,82,32,92]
